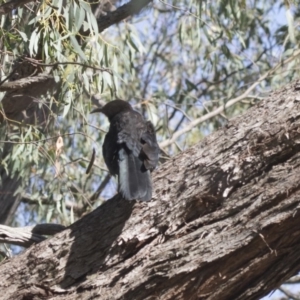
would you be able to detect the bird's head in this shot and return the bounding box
[91,100,133,120]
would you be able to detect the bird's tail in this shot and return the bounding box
[118,148,152,201]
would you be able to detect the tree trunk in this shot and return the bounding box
[0,65,57,225]
[1,81,300,300]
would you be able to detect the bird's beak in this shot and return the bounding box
[90,107,103,114]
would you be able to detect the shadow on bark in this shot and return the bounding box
[59,195,135,289]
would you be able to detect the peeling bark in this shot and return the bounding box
[1,82,300,299]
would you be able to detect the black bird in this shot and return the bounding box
[92,100,159,201]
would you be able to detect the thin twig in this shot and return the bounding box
[24,58,113,75]
[90,173,111,202]
[21,195,84,214]
[159,49,300,149]
[0,0,34,15]
[0,132,96,145]
[279,287,299,300]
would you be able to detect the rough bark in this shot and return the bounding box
[1,81,300,299]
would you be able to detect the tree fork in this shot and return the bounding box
[1,81,300,299]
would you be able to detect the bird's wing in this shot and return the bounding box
[117,111,143,157]
[102,129,119,175]
[141,121,159,171]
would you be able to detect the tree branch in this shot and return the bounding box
[285,275,300,284]
[1,80,300,299]
[0,0,153,33]
[0,74,53,92]
[21,195,85,215]
[279,287,299,300]
[24,58,113,75]
[0,224,65,247]
[0,0,34,15]
[98,0,153,32]
[159,49,300,149]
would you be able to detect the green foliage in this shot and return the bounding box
[0,0,300,226]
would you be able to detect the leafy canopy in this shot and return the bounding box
[0,0,299,225]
